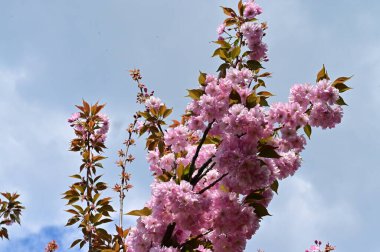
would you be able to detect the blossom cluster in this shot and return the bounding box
[45,240,59,252]
[125,0,350,251]
[68,110,110,144]
[305,240,335,252]
[65,101,116,250]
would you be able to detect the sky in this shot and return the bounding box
[0,0,379,251]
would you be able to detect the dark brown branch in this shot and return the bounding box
[188,121,215,178]
[179,229,213,249]
[191,157,215,187]
[198,173,228,195]
[86,133,93,250]
[161,222,176,247]
[196,162,216,183]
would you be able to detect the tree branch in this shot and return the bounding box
[191,157,215,187]
[161,222,176,247]
[188,121,215,179]
[198,173,228,195]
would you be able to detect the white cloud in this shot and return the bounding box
[0,65,76,234]
[249,176,359,251]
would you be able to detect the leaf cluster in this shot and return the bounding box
[0,192,25,240]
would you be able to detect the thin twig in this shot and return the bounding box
[191,157,215,186]
[161,222,176,247]
[196,163,216,183]
[180,229,213,249]
[188,121,215,178]
[198,173,228,195]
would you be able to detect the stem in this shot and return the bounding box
[119,118,138,230]
[188,121,215,178]
[233,32,243,68]
[161,222,176,247]
[191,157,214,187]
[119,167,125,228]
[157,123,164,134]
[195,162,216,184]
[180,229,213,249]
[86,133,93,251]
[198,173,228,195]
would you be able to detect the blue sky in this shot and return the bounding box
[0,0,379,251]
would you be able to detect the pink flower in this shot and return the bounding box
[274,151,301,179]
[244,1,263,19]
[68,112,80,124]
[145,96,163,110]
[164,125,189,152]
[160,153,175,171]
[309,103,342,129]
[289,84,313,110]
[217,23,226,35]
[316,79,340,105]
[195,245,212,252]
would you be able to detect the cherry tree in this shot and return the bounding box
[0,1,351,251]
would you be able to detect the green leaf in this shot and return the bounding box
[270,180,279,194]
[217,63,230,73]
[95,182,108,191]
[82,100,90,115]
[204,136,221,145]
[70,239,82,248]
[72,205,84,213]
[213,40,231,49]
[158,104,167,116]
[229,89,241,105]
[258,96,269,107]
[157,173,171,182]
[177,163,184,181]
[139,124,149,136]
[198,72,207,85]
[69,174,82,180]
[303,124,312,139]
[246,93,257,109]
[221,7,236,17]
[138,111,150,119]
[224,17,237,27]
[332,82,352,93]
[187,89,204,101]
[257,91,274,97]
[253,79,266,90]
[258,145,281,158]
[244,192,264,204]
[158,140,165,156]
[252,203,271,218]
[336,96,348,106]
[246,60,263,71]
[332,76,352,85]
[79,240,86,249]
[163,108,173,118]
[67,197,79,205]
[316,64,330,82]
[95,218,113,226]
[65,217,80,226]
[93,155,106,162]
[82,151,89,160]
[238,0,244,16]
[126,207,152,217]
[212,48,227,60]
[230,46,241,59]
[95,163,103,168]
[93,213,103,223]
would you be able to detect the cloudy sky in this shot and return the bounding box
[0,0,379,251]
